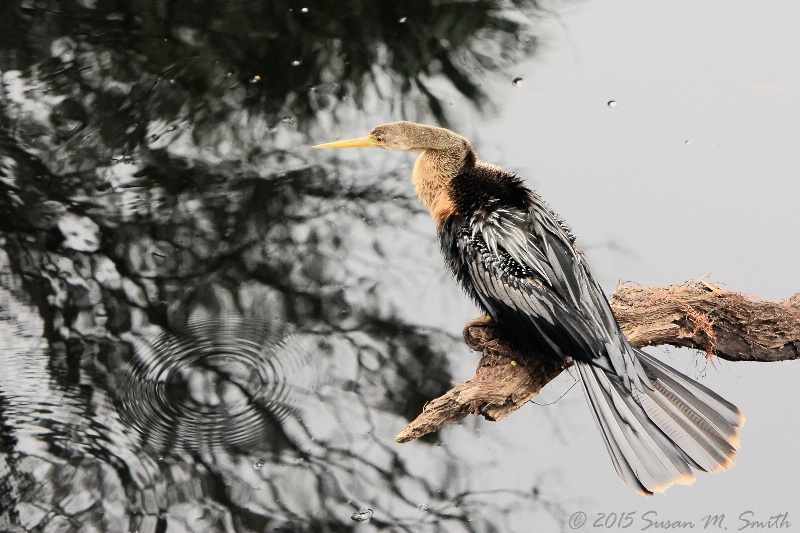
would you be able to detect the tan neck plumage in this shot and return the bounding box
[412,146,473,225]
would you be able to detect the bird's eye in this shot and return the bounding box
[375,134,385,143]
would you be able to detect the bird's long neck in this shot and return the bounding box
[411,130,475,224]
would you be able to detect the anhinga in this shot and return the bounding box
[314,121,743,494]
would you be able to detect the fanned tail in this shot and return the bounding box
[577,349,744,495]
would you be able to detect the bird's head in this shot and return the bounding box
[314,121,464,153]
[314,121,475,221]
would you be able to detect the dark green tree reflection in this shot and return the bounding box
[0,0,563,531]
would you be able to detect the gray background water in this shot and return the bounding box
[1,1,798,531]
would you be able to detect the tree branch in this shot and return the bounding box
[396,281,800,443]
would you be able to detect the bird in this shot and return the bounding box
[314,121,744,495]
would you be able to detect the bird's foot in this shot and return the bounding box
[462,315,496,351]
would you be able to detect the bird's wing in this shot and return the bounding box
[451,196,648,386]
[446,189,742,495]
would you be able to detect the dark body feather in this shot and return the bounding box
[439,161,743,494]
[441,165,627,370]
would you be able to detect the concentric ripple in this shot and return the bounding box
[117,316,318,455]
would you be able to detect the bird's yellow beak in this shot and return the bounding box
[313,135,378,149]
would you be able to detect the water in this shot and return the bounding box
[351,509,373,522]
[0,0,553,531]
[117,316,316,456]
[5,0,793,530]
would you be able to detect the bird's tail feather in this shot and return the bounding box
[577,350,743,495]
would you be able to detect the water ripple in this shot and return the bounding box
[118,316,317,455]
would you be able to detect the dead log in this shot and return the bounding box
[396,281,800,443]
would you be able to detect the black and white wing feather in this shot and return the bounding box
[442,191,649,388]
[439,180,742,495]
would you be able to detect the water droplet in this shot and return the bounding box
[351,509,373,522]
[399,17,407,23]
[418,504,429,512]
[291,60,301,66]
[253,460,264,470]
[684,140,691,145]
[607,100,618,108]
[512,76,524,87]
[301,7,308,13]
[281,115,295,125]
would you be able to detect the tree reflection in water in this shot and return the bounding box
[0,0,564,531]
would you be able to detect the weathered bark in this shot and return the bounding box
[396,281,800,443]
[613,281,800,362]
